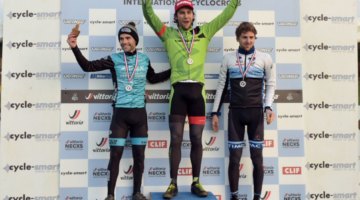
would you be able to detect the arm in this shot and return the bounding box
[142,0,168,40]
[211,56,229,131]
[202,0,240,38]
[67,25,114,72]
[146,62,171,83]
[264,54,276,124]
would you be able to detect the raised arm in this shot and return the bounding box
[142,0,168,40]
[202,0,240,38]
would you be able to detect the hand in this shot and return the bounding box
[265,109,275,125]
[67,23,80,48]
[212,115,219,132]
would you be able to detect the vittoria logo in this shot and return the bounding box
[178,167,192,176]
[93,138,110,153]
[203,137,220,152]
[85,92,113,101]
[66,110,84,125]
[282,167,302,175]
[120,165,133,180]
[261,191,271,200]
[124,165,133,175]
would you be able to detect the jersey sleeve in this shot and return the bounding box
[212,55,230,114]
[202,0,239,39]
[142,0,168,40]
[71,46,114,72]
[263,53,276,108]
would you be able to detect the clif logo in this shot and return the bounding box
[148,140,167,148]
[282,166,302,175]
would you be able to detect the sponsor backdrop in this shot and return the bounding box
[0,0,358,200]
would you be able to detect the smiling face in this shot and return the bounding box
[175,7,194,30]
[119,34,136,53]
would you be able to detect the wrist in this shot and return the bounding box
[211,112,221,117]
[264,106,272,112]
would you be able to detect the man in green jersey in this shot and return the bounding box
[142,0,239,198]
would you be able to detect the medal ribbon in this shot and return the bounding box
[123,52,139,83]
[236,51,256,80]
[178,29,195,58]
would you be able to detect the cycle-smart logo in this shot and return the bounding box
[7,10,61,20]
[305,131,356,141]
[7,40,61,50]
[3,162,59,173]
[304,101,356,111]
[305,161,356,171]
[303,72,355,82]
[303,43,355,53]
[3,194,60,200]
[306,191,357,200]
[6,70,61,80]
[3,131,60,142]
[5,101,60,111]
[303,14,355,24]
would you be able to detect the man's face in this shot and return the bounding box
[119,34,136,53]
[175,7,194,30]
[238,31,256,51]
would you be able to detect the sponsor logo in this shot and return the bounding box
[148,167,166,177]
[90,74,111,79]
[284,193,302,200]
[90,47,114,52]
[264,139,274,148]
[118,20,141,26]
[148,112,166,122]
[89,20,115,24]
[181,140,191,149]
[306,191,357,200]
[60,170,87,176]
[263,166,275,176]
[305,131,356,141]
[3,131,60,141]
[7,40,61,49]
[282,167,302,175]
[303,72,355,81]
[3,163,59,173]
[203,137,219,152]
[278,73,300,79]
[303,14,355,24]
[205,74,219,79]
[6,70,61,80]
[277,21,298,26]
[202,166,220,176]
[63,73,86,79]
[282,138,300,148]
[7,10,61,19]
[148,140,167,148]
[120,195,132,200]
[276,48,301,53]
[273,90,303,103]
[65,196,84,200]
[93,112,112,122]
[120,165,133,180]
[305,161,356,171]
[93,138,110,153]
[3,194,60,200]
[144,47,166,52]
[66,110,84,125]
[303,43,355,52]
[261,191,271,200]
[257,48,274,53]
[5,101,60,110]
[178,167,192,176]
[304,102,356,111]
[93,168,108,178]
[85,92,113,101]
[65,140,84,151]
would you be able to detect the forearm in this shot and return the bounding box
[71,46,113,72]
[142,0,165,35]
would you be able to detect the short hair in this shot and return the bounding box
[235,22,257,39]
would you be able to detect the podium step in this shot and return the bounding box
[150,192,217,200]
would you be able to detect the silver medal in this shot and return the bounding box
[187,57,194,65]
[240,80,246,87]
[125,84,133,91]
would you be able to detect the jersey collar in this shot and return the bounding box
[238,46,255,55]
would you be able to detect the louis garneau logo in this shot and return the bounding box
[305,131,356,141]
[3,195,60,200]
[303,72,355,81]
[3,131,60,141]
[7,10,61,19]
[306,191,357,200]
[7,40,61,49]
[3,163,59,173]
[5,101,60,110]
[305,161,356,171]
[304,101,356,111]
[303,43,355,52]
[6,70,61,80]
[303,14,355,23]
